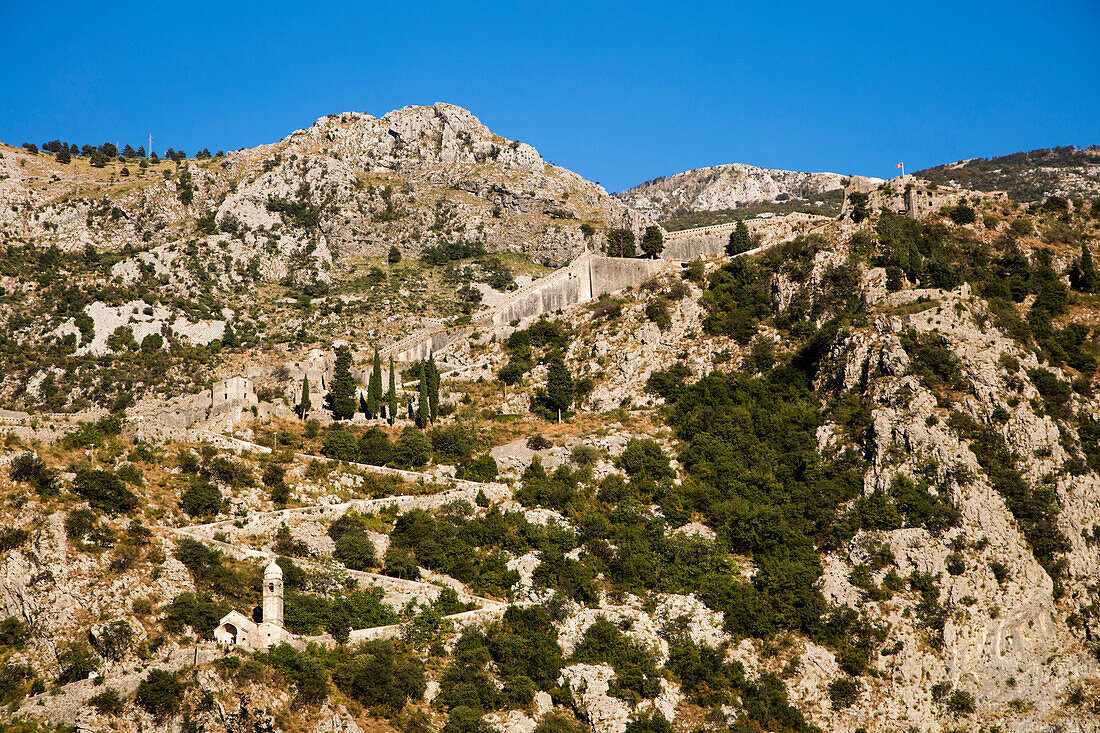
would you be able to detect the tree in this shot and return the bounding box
[135,669,184,719]
[299,374,312,418]
[181,478,223,519]
[1071,242,1097,293]
[393,427,432,468]
[388,245,402,264]
[606,228,636,257]
[388,356,398,424]
[545,359,573,421]
[640,225,665,258]
[367,348,383,418]
[726,220,751,256]
[73,469,138,515]
[56,149,71,164]
[417,363,431,427]
[498,361,525,397]
[328,346,357,420]
[427,353,440,423]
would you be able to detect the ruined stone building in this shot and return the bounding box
[840,174,1006,221]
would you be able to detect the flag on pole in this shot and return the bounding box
[896,163,904,168]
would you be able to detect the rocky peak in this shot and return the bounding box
[616,162,847,219]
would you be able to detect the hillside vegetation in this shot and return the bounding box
[2,112,1100,733]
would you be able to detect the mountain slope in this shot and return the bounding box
[915,145,1100,202]
[616,162,846,221]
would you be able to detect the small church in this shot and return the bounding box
[213,560,292,649]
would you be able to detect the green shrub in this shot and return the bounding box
[332,640,426,714]
[947,689,976,714]
[828,676,860,708]
[88,687,125,715]
[72,470,137,515]
[135,669,183,719]
[392,428,432,468]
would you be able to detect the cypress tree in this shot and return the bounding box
[328,346,357,420]
[417,363,430,428]
[367,348,383,418]
[388,356,397,425]
[427,353,440,423]
[298,374,311,418]
[546,358,573,423]
[1079,242,1097,293]
[726,220,752,256]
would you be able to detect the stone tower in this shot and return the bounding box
[262,559,284,627]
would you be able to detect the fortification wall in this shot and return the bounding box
[661,233,727,261]
[588,256,668,293]
[393,326,476,362]
[659,213,832,261]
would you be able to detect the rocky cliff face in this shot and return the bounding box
[616,163,846,219]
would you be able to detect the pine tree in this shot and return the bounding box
[417,363,430,428]
[726,220,752,256]
[367,348,383,418]
[427,353,440,423]
[388,356,397,425]
[328,346,357,420]
[298,375,311,418]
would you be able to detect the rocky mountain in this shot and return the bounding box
[3,112,1100,733]
[616,162,846,221]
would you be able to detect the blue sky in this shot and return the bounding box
[1,1,1097,192]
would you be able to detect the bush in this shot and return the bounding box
[948,204,976,225]
[526,434,552,451]
[392,427,432,468]
[0,617,29,649]
[181,478,223,519]
[162,592,229,637]
[616,439,673,482]
[57,642,98,684]
[9,453,57,494]
[322,425,359,462]
[260,643,329,704]
[947,689,976,714]
[828,676,860,708]
[88,687,125,715]
[457,453,498,483]
[135,669,183,719]
[332,640,426,714]
[644,301,671,331]
[334,533,377,571]
[624,715,672,733]
[73,470,138,515]
[571,618,661,701]
[357,428,392,466]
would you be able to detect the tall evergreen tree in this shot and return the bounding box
[367,348,383,418]
[640,225,665,258]
[388,356,398,425]
[417,363,430,427]
[1077,242,1097,293]
[298,374,311,418]
[427,353,440,423]
[327,346,357,420]
[726,220,752,256]
[546,358,573,423]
